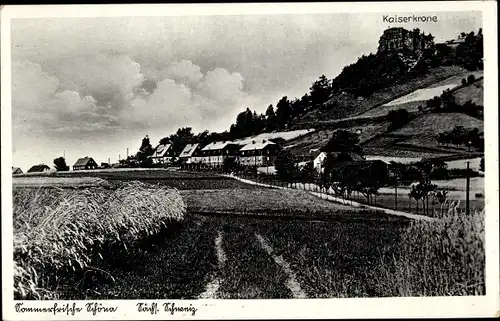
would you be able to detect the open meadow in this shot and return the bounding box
[12,170,485,299]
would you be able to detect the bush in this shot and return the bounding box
[377,204,485,296]
[467,74,476,84]
[13,182,186,299]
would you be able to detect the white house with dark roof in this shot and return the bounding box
[239,140,279,167]
[200,141,240,167]
[151,143,175,164]
[312,150,327,173]
[178,143,202,164]
[73,157,98,171]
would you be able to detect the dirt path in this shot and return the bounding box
[255,233,307,299]
[199,231,226,299]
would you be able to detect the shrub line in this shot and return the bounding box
[224,174,437,222]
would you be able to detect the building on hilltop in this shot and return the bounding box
[239,140,280,167]
[377,27,434,55]
[12,167,23,175]
[73,157,98,171]
[27,164,51,173]
[200,141,240,168]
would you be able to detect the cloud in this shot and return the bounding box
[48,53,145,108]
[11,60,118,135]
[12,60,59,117]
[164,60,203,86]
[125,66,248,132]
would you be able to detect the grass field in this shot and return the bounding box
[453,79,483,106]
[12,171,485,299]
[358,70,483,118]
[297,66,468,123]
[14,170,261,190]
[285,120,391,155]
[362,113,483,156]
[233,129,315,145]
[180,188,398,222]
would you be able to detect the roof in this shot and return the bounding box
[201,141,236,151]
[329,151,365,162]
[12,167,23,174]
[240,141,276,151]
[311,150,326,160]
[28,164,50,172]
[153,144,172,157]
[179,143,200,158]
[73,157,95,167]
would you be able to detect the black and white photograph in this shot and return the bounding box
[1,2,498,319]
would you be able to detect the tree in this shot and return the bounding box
[409,183,425,214]
[435,190,448,217]
[467,74,476,84]
[274,149,299,182]
[322,130,363,155]
[300,161,318,183]
[53,157,69,171]
[387,109,410,130]
[309,75,332,107]
[137,135,154,167]
[479,157,485,172]
[275,96,292,129]
[265,104,277,131]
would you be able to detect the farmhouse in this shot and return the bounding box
[239,140,279,167]
[201,141,240,168]
[312,150,327,173]
[151,143,175,164]
[27,164,51,173]
[73,157,98,171]
[12,167,23,175]
[178,143,202,164]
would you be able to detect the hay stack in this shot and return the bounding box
[13,181,186,299]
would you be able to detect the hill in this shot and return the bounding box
[363,113,483,157]
[453,78,483,106]
[296,66,468,124]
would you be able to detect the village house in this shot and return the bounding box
[73,157,98,171]
[312,150,327,173]
[12,167,23,175]
[178,143,202,164]
[27,164,51,173]
[201,141,240,167]
[151,143,176,164]
[239,140,279,167]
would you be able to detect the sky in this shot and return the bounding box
[10,11,482,171]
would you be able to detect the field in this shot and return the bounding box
[285,120,391,156]
[233,129,315,145]
[362,113,483,156]
[297,65,469,124]
[12,169,485,299]
[453,79,483,106]
[358,70,483,118]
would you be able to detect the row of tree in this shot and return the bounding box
[436,126,484,151]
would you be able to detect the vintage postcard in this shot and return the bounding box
[1,2,498,319]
